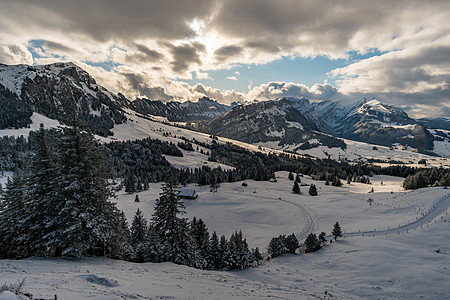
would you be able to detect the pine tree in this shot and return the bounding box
[124,170,136,194]
[225,230,251,270]
[191,218,210,268]
[207,231,221,269]
[284,233,299,253]
[268,235,285,258]
[0,172,28,258]
[292,180,300,194]
[252,247,263,263]
[332,222,343,241]
[295,173,301,183]
[332,176,342,187]
[288,171,294,181]
[135,194,140,202]
[21,125,59,256]
[218,234,228,269]
[304,233,320,253]
[48,123,122,257]
[309,184,318,196]
[319,231,327,245]
[152,173,195,265]
[130,208,148,262]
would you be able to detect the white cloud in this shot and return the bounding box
[226,76,238,81]
[196,71,211,80]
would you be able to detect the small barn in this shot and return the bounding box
[178,188,198,200]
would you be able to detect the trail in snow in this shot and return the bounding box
[223,189,317,241]
[344,193,450,237]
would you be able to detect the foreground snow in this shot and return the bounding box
[0,220,448,300]
[2,172,448,299]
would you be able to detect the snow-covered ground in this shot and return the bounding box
[1,111,450,299]
[2,172,449,299]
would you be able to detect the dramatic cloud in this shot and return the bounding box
[214,45,243,62]
[192,83,246,104]
[122,73,175,102]
[0,42,33,65]
[0,0,449,117]
[0,0,216,42]
[247,82,340,101]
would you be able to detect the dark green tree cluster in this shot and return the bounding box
[126,175,261,270]
[0,84,33,130]
[0,135,31,172]
[403,168,450,189]
[105,137,183,192]
[308,184,318,196]
[177,140,194,151]
[267,233,299,258]
[304,231,327,253]
[0,124,128,259]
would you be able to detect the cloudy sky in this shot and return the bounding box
[0,0,449,118]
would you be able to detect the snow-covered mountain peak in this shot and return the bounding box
[0,62,97,97]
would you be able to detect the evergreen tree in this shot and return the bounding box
[308,184,318,196]
[319,231,327,245]
[130,208,148,262]
[284,233,299,253]
[304,233,321,253]
[207,231,221,269]
[295,173,301,183]
[0,172,28,258]
[48,123,123,257]
[292,180,300,194]
[217,234,228,269]
[225,230,251,270]
[332,222,343,241]
[21,125,59,256]
[135,194,140,202]
[268,235,285,258]
[288,171,294,180]
[124,170,136,193]
[251,247,263,263]
[191,218,210,268]
[152,173,195,265]
[332,176,342,187]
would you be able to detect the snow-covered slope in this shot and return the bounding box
[198,99,346,150]
[1,172,449,299]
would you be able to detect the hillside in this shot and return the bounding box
[0,62,129,136]
[1,172,449,299]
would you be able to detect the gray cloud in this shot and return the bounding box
[214,45,243,61]
[168,42,205,73]
[123,73,174,102]
[125,44,164,64]
[135,44,163,61]
[43,41,79,54]
[0,0,216,42]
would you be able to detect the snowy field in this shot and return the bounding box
[1,171,449,299]
[1,112,450,299]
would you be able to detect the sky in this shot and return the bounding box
[0,0,449,118]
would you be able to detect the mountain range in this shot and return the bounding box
[0,62,447,156]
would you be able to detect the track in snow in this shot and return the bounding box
[223,188,318,241]
[344,193,450,237]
